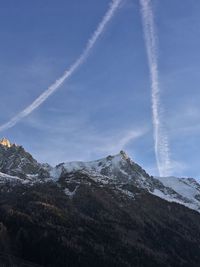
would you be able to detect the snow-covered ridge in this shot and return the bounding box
[153,176,200,211]
[51,150,150,185]
[57,151,129,174]
[0,172,43,185]
[1,139,200,213]
[0,172,23,184]
[51,152,200,212]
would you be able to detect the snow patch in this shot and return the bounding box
[64,186,78,199]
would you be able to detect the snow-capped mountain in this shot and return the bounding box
[1,138,200,266]
[49,150,200,212]
[1,138,200,212]
[51,150,151,185]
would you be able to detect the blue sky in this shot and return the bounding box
[0,0,200,178]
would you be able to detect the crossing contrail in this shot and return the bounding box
[139,0,171,176]
[0,0,122,133]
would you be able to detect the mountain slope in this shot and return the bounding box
[154,176,200,211]
[1,138,200,266]
[1,179,200,267]
[0,138,50,180]
[1,139,200,212]
[51,151,200,212]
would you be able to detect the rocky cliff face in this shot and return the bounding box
[0,139,49,180]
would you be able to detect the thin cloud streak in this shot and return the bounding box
[139,0,171,176]
[0,0,122,132]
[30,127,147,165]
[96,128,147,155]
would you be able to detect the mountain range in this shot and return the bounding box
[0,137,200,267]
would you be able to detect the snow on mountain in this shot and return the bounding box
[0,171,45,186]
[1,138,200,213]
[0,172,21,183]
[52,150,152,186]
[153,176,200,211]
[52,151,200,212]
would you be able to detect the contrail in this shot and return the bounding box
[0,0,122,132]
[139,0,171,176]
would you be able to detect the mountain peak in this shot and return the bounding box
[0,137,12,148]
[119,150,130,160]
[106,151,130,162]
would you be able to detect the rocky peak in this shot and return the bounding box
[105,151,131,165]
[52,151,150,186]
[119,150,130,160]
[0,140,50,180]
[0,138,12,148]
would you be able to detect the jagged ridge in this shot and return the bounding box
[0,138,200,212]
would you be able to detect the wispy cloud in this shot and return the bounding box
[146,160,188,178]
[26,114,147,165]
[139,0,171,177]
[0,0,122,132]
[95,128,147,155]
[50,126,146,164]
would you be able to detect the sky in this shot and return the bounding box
[0,0,200,178]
